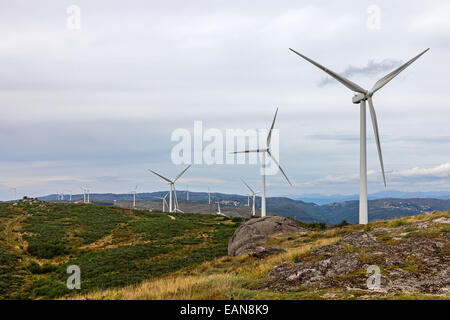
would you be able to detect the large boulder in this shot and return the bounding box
[228,216,307,256]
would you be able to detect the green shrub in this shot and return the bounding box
[390,219,410,228]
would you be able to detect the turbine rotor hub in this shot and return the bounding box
[352,93,367,104]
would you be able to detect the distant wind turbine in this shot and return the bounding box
[80,187,86,203]
[216,201,225,216]
[156,193,169,212]
[149,165,191,213]
[241,179,260,216]
[289,47,429,224]
[130,184,138,209]
[231,108,292,217]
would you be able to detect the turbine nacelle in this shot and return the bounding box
[352,93,368,104]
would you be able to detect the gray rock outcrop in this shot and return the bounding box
[228,216,307,257]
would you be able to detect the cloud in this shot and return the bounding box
[392,163,450,179]
[319,59,403,86]
[301,163,450,188]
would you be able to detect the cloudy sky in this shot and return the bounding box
[0,0,449,200]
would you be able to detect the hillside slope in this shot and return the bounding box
[75,211,450,300]
[0,201,241,299]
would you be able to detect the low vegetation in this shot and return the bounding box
[1,200,448,300]
[0,202,240,299]
[75,210,450,300]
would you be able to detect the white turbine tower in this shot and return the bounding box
[80,187,86,203]
[149,165,191,213]
[289,48,429,224]
[241,179,260,216]
[131,184,138,209]
[186,184,189,201]
[232,108,292,217]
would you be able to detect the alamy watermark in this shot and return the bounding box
[171,121,281,175]
[67,265,81,290]
[366,5,381,30]
[66,5,81,30]
[366,265,381,290]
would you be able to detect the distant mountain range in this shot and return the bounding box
[36,190,450,225]
[288,190,450,205]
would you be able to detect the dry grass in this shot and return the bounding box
[73,235,339,300]
[74,274,251,300]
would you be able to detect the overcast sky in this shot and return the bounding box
[0,0,449,200]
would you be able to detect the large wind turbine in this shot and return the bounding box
[289,48,429,224]
[232,108,292,217]
[241,179,260,216]
[149,165,191,213]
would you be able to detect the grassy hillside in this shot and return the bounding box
[0,201,241,299]
[75,211,449,300]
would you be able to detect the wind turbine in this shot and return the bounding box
[157,193,169,212]
[86,188,90,204]
[130,184,138,209]
[80,187,86,203]
[216,201,225,216]
[231,108,292,217]
[241,179,260,216]
[186,184,189,201]
[149,165,191,213]
[289,48,429,224]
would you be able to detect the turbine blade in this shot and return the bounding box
[289,48,367,94]
[267,107,278,147]
[367,97,386,187]
[149,170,173,183]
[173,185,179,209]
[241,179,255,194]
[230,149,260,154]
[267,150,293,186]
[173,165,191,182]
[371,48,429,93]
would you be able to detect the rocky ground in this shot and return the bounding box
[266,216,450,296]
[228,216,307,257]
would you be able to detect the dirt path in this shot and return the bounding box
[3,210,29,253]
